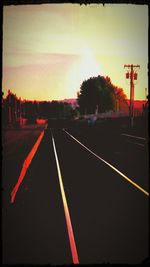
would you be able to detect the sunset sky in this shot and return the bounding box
[3,4,148,101]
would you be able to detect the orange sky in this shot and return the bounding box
[2,4,148,101]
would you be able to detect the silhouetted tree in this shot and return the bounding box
[23,101,37,123]
[113,85,128,112]
[77,75,127,114]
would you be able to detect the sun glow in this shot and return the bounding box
[67,47,103,97]
[80,47,102,79]
[3,4,148,100]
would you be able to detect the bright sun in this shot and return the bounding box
[79,47,100,79]
[67,47,103,97]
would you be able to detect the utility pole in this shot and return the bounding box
[8,90,12,126]
[124,64,140,127]
[145,88,147,100]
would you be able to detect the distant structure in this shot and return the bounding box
[60,99,78,109]
[126,99,147,117]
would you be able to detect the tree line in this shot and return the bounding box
[2,90,76,128]
[2,75,129,128]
